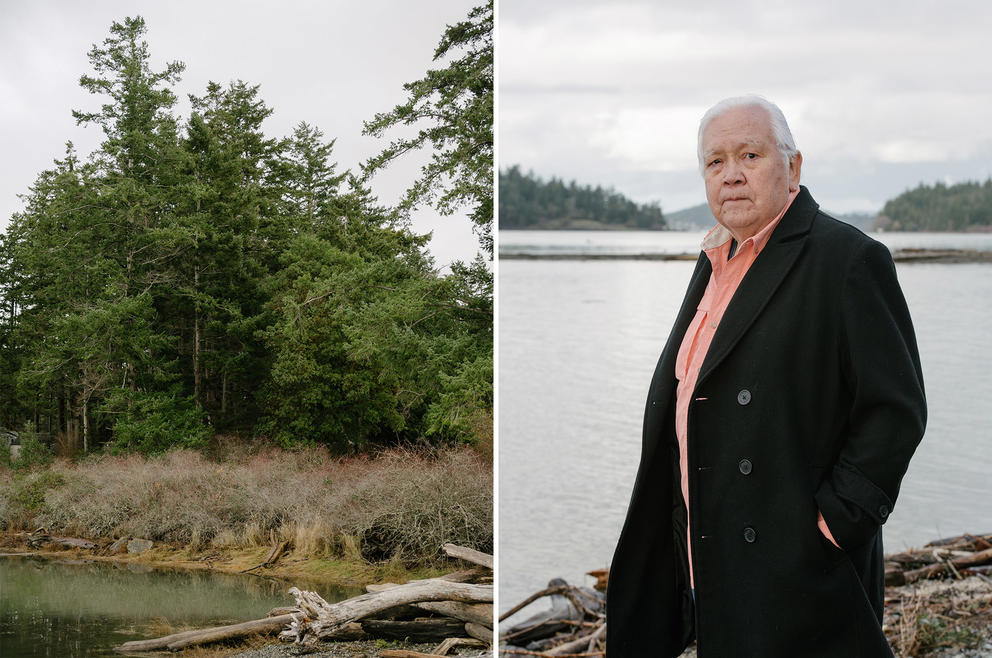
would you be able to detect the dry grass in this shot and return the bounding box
[886,577,992,657]
[0,444,492,567]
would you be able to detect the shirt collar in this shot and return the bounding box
[700,188,800,256]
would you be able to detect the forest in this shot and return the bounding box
[0,6,493,457]
[498,165,666,230]
[876,178,992,231]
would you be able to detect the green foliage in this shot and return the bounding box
[878,178,992,231]
[425,352,492,442]
[0,13,492,456]
[363,2,493,255]
[12,422,54,471]
[499,165,666,230]
[10,471,66,516]
[103,388,208,454]
[257,223,492,450]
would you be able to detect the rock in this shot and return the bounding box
[108,538,129,554]
[127,538,153,554]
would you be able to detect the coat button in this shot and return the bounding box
[737,389,751,405]
[738,459,752,475]
[743,527,757,543]
[879,505,890,520]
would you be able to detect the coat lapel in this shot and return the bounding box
[696,187,818,387]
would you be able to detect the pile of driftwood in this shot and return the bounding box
[499,576,606,657]
[885,532,992,586]
[114,543,493,655]
[499,533,992,658]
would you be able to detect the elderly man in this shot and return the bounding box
[605,96,926,657]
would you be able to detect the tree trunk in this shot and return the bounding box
[81,397,89,453]
[193,264,201,407]
[360,617,465,642]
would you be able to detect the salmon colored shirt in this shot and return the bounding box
[673,189,840,586]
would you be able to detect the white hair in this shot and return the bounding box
[697,95,798,174]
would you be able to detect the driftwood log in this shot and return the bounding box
[443,542,494,569]
[284,578,493,643]
[360,617,466,642]
[114,614,295,652]
[881,533,992,585]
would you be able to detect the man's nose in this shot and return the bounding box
[723,160,745,185]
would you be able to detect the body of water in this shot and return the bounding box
[498,231,992,618]
[0,556,357,656]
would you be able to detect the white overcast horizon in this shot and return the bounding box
[499,0,992,218]
[0,0,481,268]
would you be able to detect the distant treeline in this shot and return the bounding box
[878,179,992,231]
[499,166,665,230]
[0,8,492,456]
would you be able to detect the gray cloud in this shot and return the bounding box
[499,0,992,214]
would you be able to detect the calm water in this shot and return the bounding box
[497,231,992,619]
[0,556,357,657]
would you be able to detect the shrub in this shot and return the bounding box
[9,445,491,566]
[1,470,67,528]
[12,422,54,471]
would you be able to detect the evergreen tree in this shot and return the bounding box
[363,1,493,256]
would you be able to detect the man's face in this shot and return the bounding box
[700,105,801,241]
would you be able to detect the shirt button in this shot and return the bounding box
[879,505,890,520]
[738,458,752,475]
[743,527,757,543]
[737,389,752,405]
[709,321,717,329]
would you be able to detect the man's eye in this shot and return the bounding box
[708,159,721,167]
[745,153,757,159]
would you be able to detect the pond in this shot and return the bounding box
[0,555,360,657]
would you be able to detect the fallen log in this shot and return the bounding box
[114,614,295,652]
[415,601,493,626]
[240,540,289,573]
[284,579,493,643]
[464,621,493,644]
[166,615,295,651]
[380,651,445,658]
[365,583,492,624]
[903,547,992,583]
[361,617,466,642]
[442,543,493,570]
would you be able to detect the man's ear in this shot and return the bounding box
[789,151,803,192]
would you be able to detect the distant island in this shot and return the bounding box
[501,166,992,233]
[877,179,992,231]
[499,166,665,230]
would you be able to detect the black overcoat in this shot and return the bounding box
[606,187,926,657]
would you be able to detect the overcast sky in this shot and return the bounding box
[0,0,480,267]
[499,0,992,216]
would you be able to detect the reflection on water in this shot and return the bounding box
[0,556,358,657]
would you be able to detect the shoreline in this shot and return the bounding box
[0,530,442,589]
[498,247,992,263]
